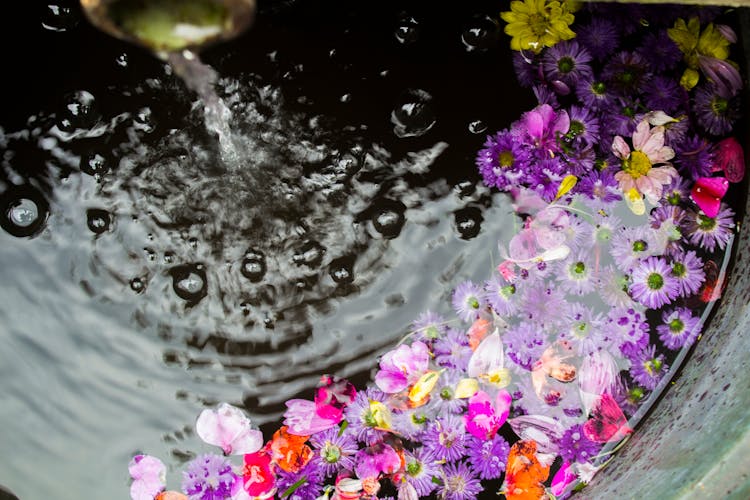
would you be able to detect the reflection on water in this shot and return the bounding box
[0,0,535,498]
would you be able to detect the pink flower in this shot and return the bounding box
[374,341,430,393]
[315,374,357,420]
[354,442,401,480]
[578,350,619,417]
[550,461,577,497]
[714,136,745,183]
[521,104,570,157]
[128,454,165,500]
[464,389,512,440]
[195,403,264,455]
[283,399,341,435]
[241,451,276,498]
[613,119,678,205]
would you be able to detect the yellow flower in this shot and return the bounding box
[667,17,732,90]
[500,0,576,53]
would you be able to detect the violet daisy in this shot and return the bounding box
[576,78,615,111]
[519,283,568,330]
[650,205,687,257]
[561,302,609,356]
[674,134,715,181]
[557,250,597,296]
[390,405,433,440]
[628,344,669,390]
[693,84,741,136]
[436,461,483,500]
[513,51,541,88]
[466,434,510,480]
[533,83,560,107]
[576,18,620,61]
[606,306,650,354]
[403,447,439,497]
[642,75,685,115]
[629,256,680,309]
[451,280,486,322]
[610,226,657,273]
[503,321,548,371]
[663,175,692,206]
[434,327,472,371]
[559,424,601,463]
[602,51,652,98]
[429,369,467,415]
[565,105,600,147]
[578,168,622,208]
[411,310,447,342]
[276,461,324,500]
[475,130,531,191]
[343,387,389,444]
[661,114,690,146]
[423,414,468,462]
[657,307,702,350]
[181,453,237,500]
[542,40,593,87]
[483,274,521,317]
[669,249,706,297]
[309,426,358,477]
[684,205,735,252]
[597,265,635,309]
[636,31,682,72]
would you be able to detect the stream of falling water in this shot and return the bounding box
[167,50,240,167]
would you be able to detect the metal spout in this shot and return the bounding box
[79,0,256,56]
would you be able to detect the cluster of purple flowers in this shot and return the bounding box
[129,3,745,500]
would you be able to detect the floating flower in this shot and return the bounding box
[403,448,439,497]
[550,461,577,497]
[423,414,468,462]
[466,433,511,480]
[656,307,702,350]
[284,399,341,436]
[181,454,237,500]
[683,204,735,252]
[713,136,745,183]
[375,341,431,394]
[241,451,275,498]
[503,440,550,500]
[475,130,532,191]
[579,349,619,417]
[309,427,358,477]
[520,103,570,158]
[435,461,483,500]
[628,344,669,390]
[464,390,512,440]
[195,403,264,456]
[267,426,313,473]
[354,442,401,479]
[667,17,733,90]
[613,119,678,207]
[559,423,601,463]
[630,256,680,309]
[670,249,706,297]
[129,454,166,500]
[542,40,593,88]
[500,0,576,53]
[576,18,620,61]
[451,281,486,322]
[693,83,741,136]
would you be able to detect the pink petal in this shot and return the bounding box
[196,403,264,455]
[284,399,339,435]
[611,136,630,160]
[524,109,544,139]
[552,109,570,136]
[551,461,577,496]
[374,369,408,393]
[579,350,619,416]
[639,126,666,159]
[128,455,166,500]
[494,389,512,424]
[509,228,538,261]
[467,330,503,377]
[631,120,651,151]
[508,414,565,455]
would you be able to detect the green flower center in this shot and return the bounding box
[669,318,685,333]
[619,70,635,85]
[571,261,586,276]
[667,191,681,205]
[624,150,652,178]
[498,150,515,168]
[468,297,480,309]
[573,321,590,339]
[425,325,440,339]
[412,413,427,425]
[697,214,717,230]
[500,284,516,299]
[440,387,453,400]
[363,410,378,427]
[632,239,648,252]
[567,120,584,139]
[558,56,575,74]
[322,443,341,464]
[592,81,606,95]
[711,96,729,115]
[672,261,686,278]
[628,386,645,403]
[647,272,664,290]
[406,460,422,476]
[623,105,636,118]
[644,357,663,375]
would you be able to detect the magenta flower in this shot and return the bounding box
[129,454,166,500]
[520,103,570,157]
[354,442,401,479]
[374,341,430,393]
[283,399,341,435]
[195,403,264,456]
[464,390,512,440]
[713,136,745,183]
[550,461,577,497]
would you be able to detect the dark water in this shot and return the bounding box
[0,1,536,497]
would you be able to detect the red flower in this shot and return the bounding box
[242,451,275,497]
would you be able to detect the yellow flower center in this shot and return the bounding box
[498,150,515,168]
[528,13,550,37]
[624,150,652,178]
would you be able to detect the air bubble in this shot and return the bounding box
[130,277,145,293]
[79,152,109,176]
[329,256,355,284]
[391,89,436,138]
[293,240,326,268]
[41,4,79,32]
[371,200,406,239]
[170,264,208,305]
[86,208,111,234]
[241,250,266,282]
[58,90,100,132]
[395,15,420,45]
[461,15,500,52]
[454,207,483,240]
[0,187,49,238]
[468,120,487,134]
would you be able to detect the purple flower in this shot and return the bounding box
[434,327,472,371]
[602,51,651,98]
[557,249,596,296]
[452,280,486,322]
[576,18,620,61]
[374,341,430,393]
[513,51,541,87]
[520,283,567,329]
[636,31,682,72]
[423,414,468,462]
[429,369,467,415]
[693,84,741,136]
[684,205,735,252]
[309,426,358,477]
[606,306,650,353]
[344,387,388,444]
[534,83,561,107]
[476,129,532,191]
[561,302,609,356]
[435,461,483,500]
[542,40,593,87]
[643,75,685,115]
[390,405,433,440]
[597,265,635,309]
[483,274,520,317]
[630,256,680,309]
[181,454,237,500]
[674,135,715,181]
[657,307,702,350]
[519,104,569,158]
[628,344,669,390]
[411,310,447,342]
[650,205,687,257]
[661,115,690,147]
[576,78,615,111]
[466,434,510,480]
[403,448,439,497]
[576,169,622,206]
[663,175,692,206]
[276,461,324,500]
[559,424,601,463]
[669,250,706,297]
[503,321,548,370]
[354,442,401,479]
[610,226,657,273]
[566,105,600,147]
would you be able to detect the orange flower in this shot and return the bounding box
[503,440,550,500]
[267,426,313,473]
